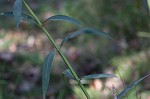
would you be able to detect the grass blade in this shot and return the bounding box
[1,12,38,25]
[60,28,112,48]
[81,74,116,80]
[117,74,150,99]
[13,0,23,28]
[42,50,55,99]
[45,15,81,26]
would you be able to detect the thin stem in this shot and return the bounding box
[23,1,42,26]
[23,0,91,99]
[116,66,128,99]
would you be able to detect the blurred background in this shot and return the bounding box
[0,0,150,99]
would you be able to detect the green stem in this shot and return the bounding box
[23,0,91,99]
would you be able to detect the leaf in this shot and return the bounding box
[81,74,116,80]
[1,12,38,25]
[13,0,23,28]
[60,28,112,48]
[46,15,81,26]
[63,69,75,80]
[117,74,150,99]
[42,50,55,99]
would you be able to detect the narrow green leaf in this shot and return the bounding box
[60,28,112,48]
[13,0,23,28]
[81,74,116,80]
[42,50,55,99]
[63,69,75,80]
[1,12,38,25]
[46,15,81,26]
[117,74,150,99]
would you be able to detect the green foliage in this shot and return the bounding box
[1,0,149,99]
[45,15,81,26]
[62,70,116,84]
[81,74,116,80]
[13,0,23,28]
[60,28,111,47]
[117,74,150,99]
[42,50,55,99]
[1,12,38,25]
